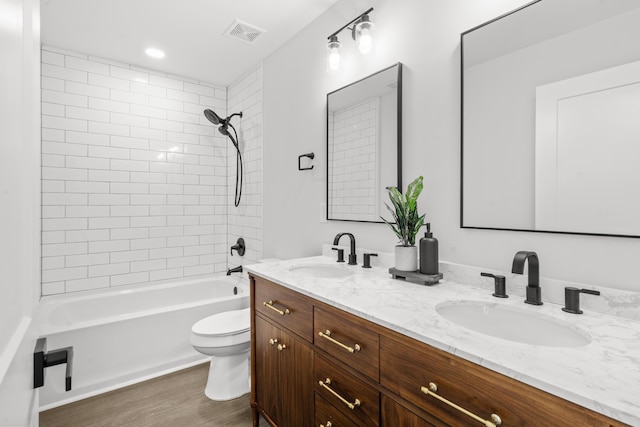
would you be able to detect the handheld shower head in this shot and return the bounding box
[203,108,244,207]
[204,109,225,126]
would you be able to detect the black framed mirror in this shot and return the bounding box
[461,0,640,238]
[327,63,402,222]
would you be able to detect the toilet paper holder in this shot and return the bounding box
[34,337,73,391]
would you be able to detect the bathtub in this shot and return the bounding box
[37,275,249,410]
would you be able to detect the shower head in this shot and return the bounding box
[204,109,225,126]
[203,108,244,207]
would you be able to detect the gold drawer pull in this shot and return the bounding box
[318,330,361,353]
[318,378,360,410]
[421,382,502,427]
[263,300,290,316]
[277,343,287,351]
[269,338,278,346]
[320,422,332,427]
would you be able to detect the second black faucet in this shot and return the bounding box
[333,233,357,265]
[511,250,543,305]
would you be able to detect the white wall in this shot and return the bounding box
[227,63,264,268]
[263,0,640,292]
[0,0,41,423]
[40,46,229,295]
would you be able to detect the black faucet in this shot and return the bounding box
[227,265,243,275]
[333,233,357,265]
[511,251,543,305]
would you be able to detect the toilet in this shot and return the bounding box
[190,307,250,400]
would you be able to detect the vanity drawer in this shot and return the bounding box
[253,276,313,342]
[315,393,360,427]
[314,306,379,381]
[380,333,625,427]
[315,353,379,427]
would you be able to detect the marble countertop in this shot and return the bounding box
[245,256,640,426]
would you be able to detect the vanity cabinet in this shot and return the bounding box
[249,274,627,427]
[251,276,314,427]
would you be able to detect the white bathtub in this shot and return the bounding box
[37,275,249,410]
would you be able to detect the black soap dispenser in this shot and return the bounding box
[419,223,439,275]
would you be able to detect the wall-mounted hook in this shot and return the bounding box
[298,152,315,171]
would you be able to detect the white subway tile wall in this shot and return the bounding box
[227,63,263,267]
[328,98,379,221]
[41,46,230,295]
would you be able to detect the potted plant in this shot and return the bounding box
[381,176,426,271]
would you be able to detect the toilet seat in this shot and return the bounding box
[191,307,250,337]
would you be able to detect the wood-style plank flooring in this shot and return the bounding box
[40,363,268,427]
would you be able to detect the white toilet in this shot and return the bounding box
[190,307,251,400]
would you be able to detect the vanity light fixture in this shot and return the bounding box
[145,48,165,59]
[328,35,341,71]
[327,7,374,70]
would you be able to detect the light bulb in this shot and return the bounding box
[358,28,373,54]
[329,47,341,71]
[328,36,341,71]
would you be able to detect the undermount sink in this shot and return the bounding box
[288,264,353,279]
[436,300,591,347]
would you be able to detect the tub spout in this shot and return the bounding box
[227,265,243,275]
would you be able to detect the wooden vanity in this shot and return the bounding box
[249,273,627,427]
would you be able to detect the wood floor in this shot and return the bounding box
[40,363,268,427]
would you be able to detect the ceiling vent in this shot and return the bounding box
[224,20,266,44]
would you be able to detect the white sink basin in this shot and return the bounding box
[436,300,591,347]
[289,264,353,279]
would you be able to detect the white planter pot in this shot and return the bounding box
[394,245,418,271]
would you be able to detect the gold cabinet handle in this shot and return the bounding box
[277,343,287,351]
[320,422,332,427]
[421,382,502,427]
[318,330,361,353]
[318,378,360,410]
[263,300,290,316]
[269,338,278,346]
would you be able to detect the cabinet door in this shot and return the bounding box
[255,315,282,425]
[381,395,440,427]
[280,327,314,427]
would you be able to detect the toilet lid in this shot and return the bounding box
[192,307,250,336]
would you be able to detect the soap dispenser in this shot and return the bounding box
[419,223,439,275]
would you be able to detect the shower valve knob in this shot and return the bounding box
[230,238,245,256]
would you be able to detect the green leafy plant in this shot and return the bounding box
[381,176,426,247]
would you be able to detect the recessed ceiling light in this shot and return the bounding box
[145,48,165,59]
